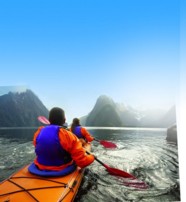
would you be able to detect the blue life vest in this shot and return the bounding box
[73,126,84,139]
[35,125,72,166]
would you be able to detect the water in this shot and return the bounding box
[0,128,36,181]
[0,127,180,201]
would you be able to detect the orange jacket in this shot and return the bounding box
[33,126,95,171]
[70,127,94,142]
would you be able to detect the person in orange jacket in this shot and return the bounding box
[70,118,94,146]
[32,107,95,173]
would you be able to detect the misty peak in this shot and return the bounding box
[96,95,114,106]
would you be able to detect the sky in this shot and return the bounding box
[0,0,180,124]
[0,0,186,199]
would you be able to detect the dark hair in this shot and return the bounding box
[49,107,65,126]
[71,118,81,132]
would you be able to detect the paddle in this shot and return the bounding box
[37,116,117,149]
[86,151,134,178]
[38,116,50,124]
[86,151,148,189]
[94,139,117,149]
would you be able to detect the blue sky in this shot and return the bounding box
[0,0,180,123]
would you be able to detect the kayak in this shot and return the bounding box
[0,143,91,202]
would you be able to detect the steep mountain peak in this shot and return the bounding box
[0,89,49,127]
[94,95,115,109]
[85,95,122,127]
[97,95,114,103]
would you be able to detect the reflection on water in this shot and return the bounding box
[0,127,180,201]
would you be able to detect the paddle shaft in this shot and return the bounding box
[86,151,108,168]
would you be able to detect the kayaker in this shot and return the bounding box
[70,118,94,146]
[32,107,95,173]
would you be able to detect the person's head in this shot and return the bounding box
[71,118,80,132]
[49,107,66,126]
[72,118,80,126]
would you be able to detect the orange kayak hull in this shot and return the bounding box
[0,144,91,202]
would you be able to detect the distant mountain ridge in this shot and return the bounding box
[0,90,176,128]
[84,95,176,128]
[0,89,49,127]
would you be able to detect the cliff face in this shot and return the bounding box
[166,124,177,144]
[164,107,177,144]
[0,89,49,127]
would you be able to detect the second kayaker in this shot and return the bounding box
[70,118,94,146]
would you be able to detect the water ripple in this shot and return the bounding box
[77,130,180,201]
[0,128,180,202]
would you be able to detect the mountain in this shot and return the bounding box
[0,90,176,128]
[135,106,176,128]
[0,89,49,127]
[84,95,176,128]
[116,104,140,127]
[85,95,122,126]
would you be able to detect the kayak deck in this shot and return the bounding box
[0,144,91,202]
[0,165,84,202]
